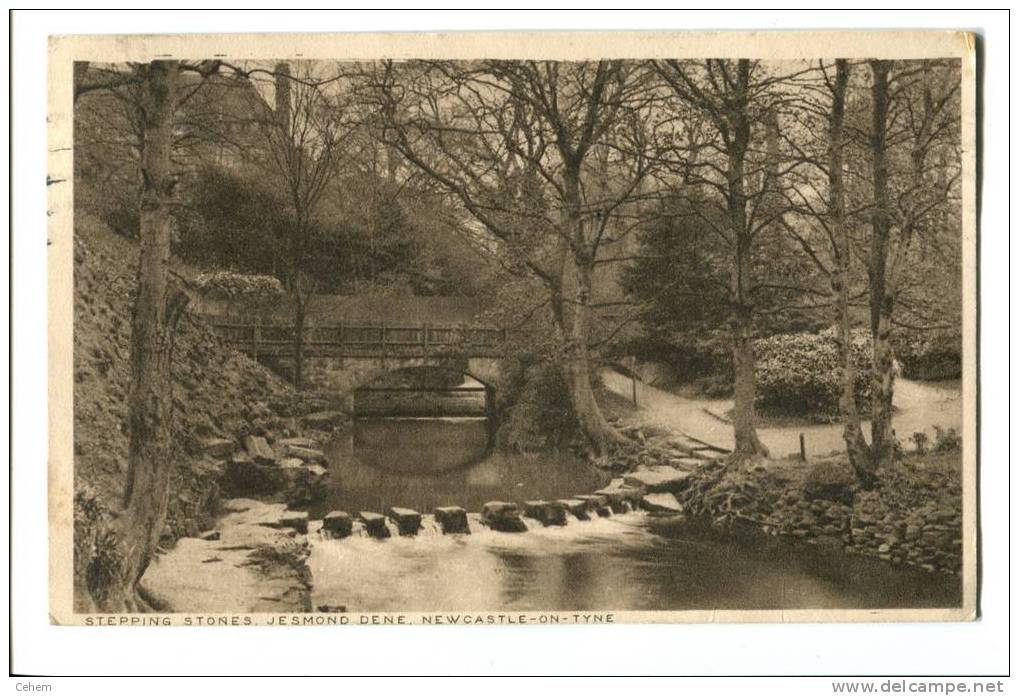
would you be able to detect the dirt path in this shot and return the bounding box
[601,369,962,458]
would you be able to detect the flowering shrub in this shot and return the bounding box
[893,332,961,380]
[754,328,872,421]
[192,271,284,299]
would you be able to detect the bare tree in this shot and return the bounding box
[364,59,662,457]
[650,59,806,461]
[864,58,961,472]
[257,61,349,390]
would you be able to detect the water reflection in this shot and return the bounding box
[310,416,609,517]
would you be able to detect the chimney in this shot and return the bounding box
[274,62,291,131]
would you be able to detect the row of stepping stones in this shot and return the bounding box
[318,477,684,540]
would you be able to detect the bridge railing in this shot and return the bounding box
[205,319,508,358]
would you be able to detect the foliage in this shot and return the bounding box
[496,358,577,452]
[754,329,872,420]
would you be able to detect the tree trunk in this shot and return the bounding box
[104,60,185,611]
[556,169,624,458]
[564,258,624,458]
[292,289,306,391]
[727,130,769,460]
[868,60,897,471]
[829,60,875,486]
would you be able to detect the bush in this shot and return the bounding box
[496,360,576,452]
[754,329,872,421]
[893,332,961,381]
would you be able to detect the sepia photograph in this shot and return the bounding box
[45,29,977,628]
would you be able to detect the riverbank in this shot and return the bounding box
[602,418,963,577]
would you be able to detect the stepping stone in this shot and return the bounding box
[523,500,568,527]
[595,479,643,513]
[624,467,693,494]
[556,499,590,521]
[640,492,684,514]
[322,511,353,538]
[575,494,612,517]
[243,435,276,465]
[278,511,309,534]
[388,507,422,536]
[481,501,528,532]
[358,511,391,539]
[433,506,470,534]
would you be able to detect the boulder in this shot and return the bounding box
[358,511,391,539]
[557,499,590,521]
[481,501,528,533]
[198,530,221,541]
[624,466,693,494]
[301,411,347,430]
[803,461,856,506]
[222,456,285,496]
[523,500,568,527]
[575,494,612,517]
[243,435,276,465]
[388,507,422,536]
[201,437,235,459]
[433,506,470,535]
[640,492,684,514]
[322,511,353,538]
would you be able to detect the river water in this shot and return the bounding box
[308,416,961,613]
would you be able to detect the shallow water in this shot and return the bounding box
[308,416,961,613]
[308,512,961,612]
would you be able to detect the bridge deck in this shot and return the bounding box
[208,321,507,359]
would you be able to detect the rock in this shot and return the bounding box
[201,437,235,459]
[671,458,705,471]
[802,461,855,505]
[243,435,275,465]
[198,530,220,541]
[557,499,590,520]
[301,411,347,430]
[623,466,693,494]
[640,492,684,514]
[575,494,611,517]
[277,437,319,450]
[322,511,353,538]
[433,506,470,534]
[280,444,326,463]
[481,501,528,532]
[523,500,568,527]
[358,511,391,539]
[222,457,285,496]
[280,511,309,534]
[388,507,422,536]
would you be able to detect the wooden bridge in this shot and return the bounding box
[208,320,508,359]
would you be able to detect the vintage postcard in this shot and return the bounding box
[48,30,977,626]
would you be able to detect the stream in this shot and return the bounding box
[307,415,961,613]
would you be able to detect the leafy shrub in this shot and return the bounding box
[893,332,961,380]
[932,426,962,453]
[754,328,872,421]
[496,360,576,452]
